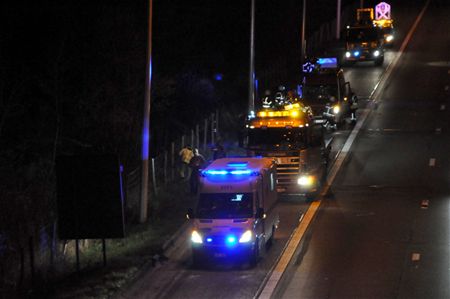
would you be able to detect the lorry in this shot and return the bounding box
[301,57,358,128]
[187,157,279,266]
[343,7,385,66]
[343,23,385,66]
[373,2,395,46]
[243,101,331,198]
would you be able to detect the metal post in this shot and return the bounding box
[151,158,157,196]
[140,0,153,223]
[190,129,194,149]
[336,0,341,40]
[248,0,256,116]
[301,0,307,65]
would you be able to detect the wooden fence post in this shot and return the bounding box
[171,142,175,180]
[195,124,200,150]
[163,150,168,184]
[210,113,215,145]
[203,118,208,153]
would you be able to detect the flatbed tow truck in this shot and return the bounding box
[244,101,331,199]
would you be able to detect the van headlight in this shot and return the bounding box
[191,230,203,244]
[345,51,351,58]
[373,50,380,57]
[239,230,253,243]
[386,35,394,42]
[298,175,314,186]
[333,105,340,114]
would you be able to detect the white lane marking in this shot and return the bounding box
[435,128,442,134]
[256,2,430,297]
[440,104,446,110]
[421,199,429,209]
[448,70,450,74]
[429,158,436,167]
[445,85,449,91]
[412,253,421,261]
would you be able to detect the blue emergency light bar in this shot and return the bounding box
[317,57,338,68]
[202,169,258,176]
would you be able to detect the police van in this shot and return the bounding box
[187,157,279,266]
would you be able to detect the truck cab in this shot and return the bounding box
[301,58,358,128]
[244,103,331,198]
[343,24,385,66]
[187,158,279,267]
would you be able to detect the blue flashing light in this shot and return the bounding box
[354,51,360,57]
[215,73,223,81]
[227,162,248,167]
[226,236,237,245]
[230,170,251,175]
[206,237,213,243]
[204,170,228,175]
[202,169,258,177]
[317,57,338,68]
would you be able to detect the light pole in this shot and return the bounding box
[336,0,342,40]
[248,0,256,116]
[140,0,153,223]
[301,0,306,65]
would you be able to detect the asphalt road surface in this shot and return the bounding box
[116,1,450,298]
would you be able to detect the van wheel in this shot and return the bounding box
[250,239,259,267]
[192,250,203,268]
[267,227,275,247]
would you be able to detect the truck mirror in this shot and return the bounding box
[255,207,265,219]
[186,208,195,219]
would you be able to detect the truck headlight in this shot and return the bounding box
[373,50,380,57]
[239,230,253,243]
[345,51,351,58]
[333,105,340,114]
[298,175,314,186]
[386,35,394,42]
[191,230,203,244]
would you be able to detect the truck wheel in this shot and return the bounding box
[374,56,384,66]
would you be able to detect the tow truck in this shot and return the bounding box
[343,7,385,66]
[243,101,331,199]
[301,57,358,128]
[373,2,395,46]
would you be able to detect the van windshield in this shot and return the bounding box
[197,193,253,219]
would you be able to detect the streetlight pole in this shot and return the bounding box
[140,0,153,223]
[248,0,256,116]
[301,0,306,65]
[336,0,341,40]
